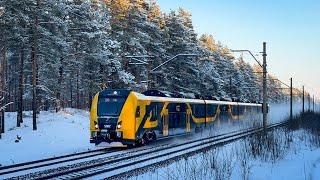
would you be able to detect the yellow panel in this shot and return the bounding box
[118,92,139,140]
[141,101,158,129]
[90,93,99,133]
[162,102,169,136]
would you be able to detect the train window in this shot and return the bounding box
[150,106,158,121]
[231,105,245,115]
[135,106,140,118]
[239,106,245,115]
[231,105,238,115]
[219,105,229,112]
[206,104,218,116]
[169,113,177,128]
[179,113,186,127]
[246,106,251,113]
[97,97,126,116]
[192,104,206,117]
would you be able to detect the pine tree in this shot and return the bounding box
[236,56,260,101]
[161,9,202,94]
[199,34,218,52]
[0,0,290,132]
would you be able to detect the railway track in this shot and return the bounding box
[0,147,120,177]
[0,142,174,179]
[4,122,286,180]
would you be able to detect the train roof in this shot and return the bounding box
[142,90,171,97]
[99,89,261,106]
[142,90,196,99]
[135,92,262,107]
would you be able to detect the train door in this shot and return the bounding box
[168,103,187,135]
[168,112,177,135]
[218,104,231,125]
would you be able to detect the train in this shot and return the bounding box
[89,89,263,146]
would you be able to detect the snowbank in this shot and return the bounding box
[0,108,95,166]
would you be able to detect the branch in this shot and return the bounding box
[23,84,55,94]
[0,90,9,95]
[0,102,13,111]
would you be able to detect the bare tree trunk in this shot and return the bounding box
[31,46,37,130]
[36,61,40,114]
[76,69,80,109]
[0,54,2,138]
[0,44,7,136]
[70,77,73,108]
[7,61,12,112]
[56,57,63,112]
[88,63,93,109]
[31,0,40,131]
[17,47,25,127]
[1,46,6,133]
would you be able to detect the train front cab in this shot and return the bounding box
[90,89,138,145]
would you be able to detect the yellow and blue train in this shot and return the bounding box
[90,89,262,146]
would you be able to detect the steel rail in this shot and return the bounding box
[1,143,173,179]
[0,148,116,176]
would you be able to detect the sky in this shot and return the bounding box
[157,0,320,98]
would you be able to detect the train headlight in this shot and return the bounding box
[94,121,99,129]
[117,121,122,129]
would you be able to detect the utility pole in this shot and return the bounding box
[262,42,268,131]
[290,78,293,120]
[302,86,305,113]
[230,43,268,131]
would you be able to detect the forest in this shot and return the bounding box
[0,0,289,128]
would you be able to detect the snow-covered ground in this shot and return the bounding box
[251,147,320,180]
[0,108,96,166]
[132,127,320,180]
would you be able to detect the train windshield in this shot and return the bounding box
[97,97,126,116]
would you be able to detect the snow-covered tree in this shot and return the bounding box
[0,0,290,132]
[159,8,202,94]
